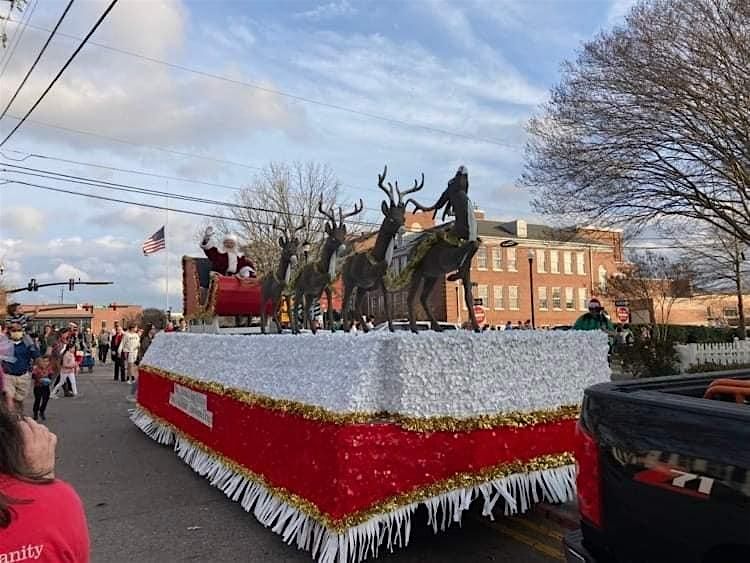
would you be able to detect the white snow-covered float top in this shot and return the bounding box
[132,330,610,563]
[142,330,609,418]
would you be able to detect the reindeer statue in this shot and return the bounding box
[260,217,306,334]
[405,165,481,332]
[341,165,423,332]
[292,199,364,334]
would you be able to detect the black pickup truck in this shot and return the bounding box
[564,371,750,563]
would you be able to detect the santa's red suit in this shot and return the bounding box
[201,229,256,278]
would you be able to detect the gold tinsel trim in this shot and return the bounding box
[141,365,580,432]
[135,405,574,532]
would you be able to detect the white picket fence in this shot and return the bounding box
[676,340,750,371]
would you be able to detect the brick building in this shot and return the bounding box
[364,210,624,328]
[5,303,143,336]
[637,293,750,328]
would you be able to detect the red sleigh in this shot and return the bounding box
[182,256,274,325]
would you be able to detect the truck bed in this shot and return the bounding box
[577,370,750,563]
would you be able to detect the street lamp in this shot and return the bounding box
[527,249,536,329]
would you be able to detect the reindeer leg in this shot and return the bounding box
[260,290,267,335]
[292,289,303,334]
[463,269,480,332]
[324,286,334,332]
[342,282,353,332]
[272,292,283,334]
[380,277,393,332]
[304,294,315,334]
[407,275,423,334]
[355,289,368,332]
[420,276,441,331]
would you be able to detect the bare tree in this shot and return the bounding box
[217,162,340,276]
[671,223,749,338]
[521,0,750,246]
[606,251,693,340]
[606,251,693,376]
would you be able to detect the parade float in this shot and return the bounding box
[133,166,611,562]
[132,330,610,562]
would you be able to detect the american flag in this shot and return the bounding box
[142,226,166,255]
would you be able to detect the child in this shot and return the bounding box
[32,356,54,420]
[52,342,78,399]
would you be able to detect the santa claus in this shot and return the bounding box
[201,226,256,278]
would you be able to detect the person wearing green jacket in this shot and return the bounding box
[573,298,614,331]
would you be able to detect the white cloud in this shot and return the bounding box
[294,0,356,20]
[0,206,46,236]
[52,263,91,281]
[0,0,306,152]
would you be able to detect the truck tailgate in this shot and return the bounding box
[583,377,750,563]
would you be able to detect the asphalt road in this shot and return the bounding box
[34,365,572,563]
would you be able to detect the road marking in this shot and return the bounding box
[508,516,565,541]
[471,516,565,561]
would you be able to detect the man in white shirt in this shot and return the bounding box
[118,325,141,383]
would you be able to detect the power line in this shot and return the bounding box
[0,0,75,122]
[0,0,119,148]
[1,178,267,226]
[3,114,269,171]
[20,22,522,150]
[0,0,39,81]
[0,162,394,230]
[0,148,247,191]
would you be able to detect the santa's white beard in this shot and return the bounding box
[225,249,240,273]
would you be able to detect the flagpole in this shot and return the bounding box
[165,188,170,319]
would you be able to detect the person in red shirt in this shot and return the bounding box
[0,403,89,562]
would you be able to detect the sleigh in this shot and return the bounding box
[182,256,274,333]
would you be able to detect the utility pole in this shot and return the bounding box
[59,287,64,304]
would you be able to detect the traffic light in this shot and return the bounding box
[110,303,117,311]
[27,278,38,292]
[68,278,75,291]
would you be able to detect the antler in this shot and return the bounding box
[377,165,395,204]
[340,199,364,221]
[318,198,337,226]
[397,172,424,202]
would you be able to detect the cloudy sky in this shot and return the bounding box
[0,0,634,309]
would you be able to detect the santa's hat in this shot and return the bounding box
[222,234,239,245]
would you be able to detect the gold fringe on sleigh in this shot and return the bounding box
[130,406,576,563]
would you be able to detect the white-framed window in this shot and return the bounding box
[578,287,588,311]
[493,285,504,310]
[576,252,586,275]
[563,251,573,274]
[537,250,546,273]
[507,248,517,271]
[460,285,467,310]
[550,250,559,274]
[552,287,562,310]
[492,247,503,271]
[539,287,548,310]
[508,286,519,310]
[565,287,575,310]
[476,246,488,270]
[477,284,489,308]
